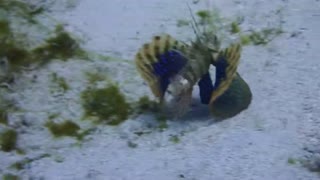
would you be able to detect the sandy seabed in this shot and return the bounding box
[1,0,320,179]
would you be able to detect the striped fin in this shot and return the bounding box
[135,34,190,102]
[209,43,242,104]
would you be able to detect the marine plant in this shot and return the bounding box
[81,84,131,125]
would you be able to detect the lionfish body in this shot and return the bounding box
[134,30,248,118]
[135,34,220,116]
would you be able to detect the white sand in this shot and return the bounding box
[1,0,320,179]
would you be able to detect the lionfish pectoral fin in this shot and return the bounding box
[209,43,242,104]
[151,49,188,95]
[197,72,214,104]
[135,34,189,102]
[153,50,188,78]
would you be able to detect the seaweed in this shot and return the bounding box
[157,118,168,131]
[0,0,45,24]
[240,35,251,45]
[85,71,106,85]
[230,21,241,34]
[0,128,18,152]
[81,85,131,125]
[0,20,10,36]
[287,157,297,165]
[9,153,51,171]
[169,135,180,144]
[0,20,31,70]
[135,96,160,114]
[51,73,69,92]
[0,43,30,70]
[2,173,20,180]
[0,108,8,124]
[196,10,211,19]
[184,7,284,47]
[45,120,80,138]
[0,20,85,75]
[32,28,85,63]
[176,19,190,27]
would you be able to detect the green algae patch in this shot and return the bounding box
[287,157,297,165]
[81,85,131,125]
[176,19,190,27]
[239,28,284,46]
[46,120,80,138]
[50,73,69,92]
[2,173,20,180]
[169,135,180,144]
[0,108,8,124]
[0,16,86,78]
[135,96,160,114]
[0,0,44,22]
[240,35,251,46]
[0,20,10,35]
[196,10,211,19]
[0,19,31,71]
[0,128,18,152]
[9,153,51,171]
[131,96,169,129]
[230,21,241,34]
[85,71,107,86]
[32,28,86,63]
[0,8,86,75]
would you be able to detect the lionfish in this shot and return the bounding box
[134,6,252,119]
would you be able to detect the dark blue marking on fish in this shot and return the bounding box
[213,55,228,89]
[153,50,187,78]
[152,50,188,93]
[159,77,170,95]
[198,72,214,104]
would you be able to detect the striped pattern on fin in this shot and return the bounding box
[209,43,242,105]
[135,34,190,102]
